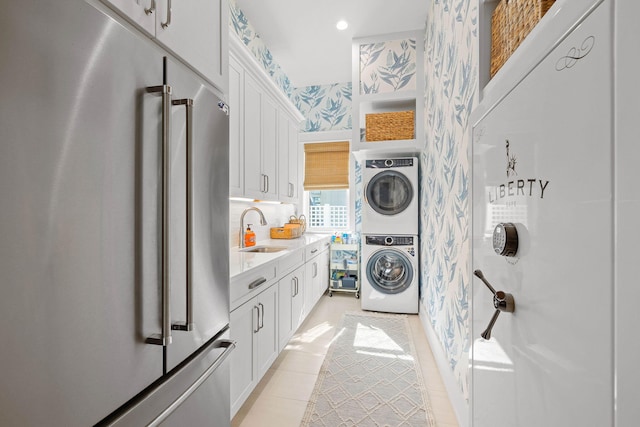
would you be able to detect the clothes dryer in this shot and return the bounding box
[361,235,418,314]
[362,157,418,235]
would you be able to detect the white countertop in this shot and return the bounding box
[229,233,331,279]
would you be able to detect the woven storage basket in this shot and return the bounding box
[490,0,555,77]
[365,111,414,142]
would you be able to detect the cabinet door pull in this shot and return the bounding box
[258,302,264,330]
[161,0,172,28]
[144,0,156,15]
[253,306,260,333]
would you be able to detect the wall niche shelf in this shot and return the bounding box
[351,30,424,155]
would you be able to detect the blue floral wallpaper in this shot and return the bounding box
[229,0,352,133]
[421,0,477,401]
[360,39,417,94]
[229,0,293,98]
[291,83,352,132]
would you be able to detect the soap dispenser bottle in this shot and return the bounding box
[244,224,256,247]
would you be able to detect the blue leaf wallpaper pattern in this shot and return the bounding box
[420,0,477,401]
[229,0,293,99]
[360,39,417,94]
[291,83,353,132]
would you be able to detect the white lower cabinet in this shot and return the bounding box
[304,245,329,318]
[229,283,278,417]
[278,266,305,352]
[229,237,331,419]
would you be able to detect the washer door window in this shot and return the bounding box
[365,171,414,216]
[366,249,414,294]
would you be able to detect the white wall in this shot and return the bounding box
[229,200,297,248]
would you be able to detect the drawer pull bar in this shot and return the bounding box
[248,277,267,290]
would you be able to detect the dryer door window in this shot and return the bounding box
[365,171,413,216]
[366,249,414,294]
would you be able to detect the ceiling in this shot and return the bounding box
[234,0,429,88]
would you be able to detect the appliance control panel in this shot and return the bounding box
[366,235,414,246]
[366,158,414,168]
[492,223,518,257]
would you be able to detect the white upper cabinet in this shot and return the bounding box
[229,56,244,197]
[101,0,228,93]
[102,0,156,36]
[278,111,300,204]
[229,35,304,203]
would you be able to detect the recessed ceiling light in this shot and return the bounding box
[336,20,348,31]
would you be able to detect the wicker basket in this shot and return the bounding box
[270,224,302,239]
[490,0,555,77]
[365,111,414,142]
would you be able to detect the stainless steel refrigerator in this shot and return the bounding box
[0,0,232,425]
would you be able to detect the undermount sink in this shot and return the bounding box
[239,245,287,253]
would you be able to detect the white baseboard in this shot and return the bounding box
[419,301,469,426]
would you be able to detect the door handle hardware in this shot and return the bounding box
[474,269,515,340]
[146,80,173,347]
[258,303,264,330]
[161,0,172,28]
[171,99,195,332]
[253,306,260,333]
[248,277,267,290]
[144,0,156,15]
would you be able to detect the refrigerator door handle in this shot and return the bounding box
[172,98,195,333]
[146,83,173,347]
[147,339,236,427]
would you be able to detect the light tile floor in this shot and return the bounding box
[232,293,459,427]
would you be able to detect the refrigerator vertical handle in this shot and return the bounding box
[171,99,195,332]
[146,83,173,347]
[161,0,172,29]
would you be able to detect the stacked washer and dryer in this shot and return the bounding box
[360,157,419,314]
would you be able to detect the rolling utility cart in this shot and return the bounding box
[329,243,359,298]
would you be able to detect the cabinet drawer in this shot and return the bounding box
[305,239,329,261]
[279,248,304,276]
[230,263,277,309]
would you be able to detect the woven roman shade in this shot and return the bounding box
[303,141,350,190]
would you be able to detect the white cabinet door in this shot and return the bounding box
[278,272,294,352]
[101,0,156,36]
[278,266,305,351]
[155,0,228,91]
[243,73,264,199]
[304,258,320,318]
[229,57,243,197]
[288,119,300,203]
[316,249,329,301]
[291,268,305,333]
[255,283,278,379]
[230,298,258,417]
[261,96,279,199]
[278,111,300,203]
[471,4,612,426]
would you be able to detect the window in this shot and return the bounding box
[307,189,349,229]
[303,141,350,231]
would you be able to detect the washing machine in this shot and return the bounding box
[361,235,419,314]
[362,157,419,235]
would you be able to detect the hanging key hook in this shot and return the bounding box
[474,270,515,339]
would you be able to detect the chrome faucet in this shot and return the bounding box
[239,207,267,248]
